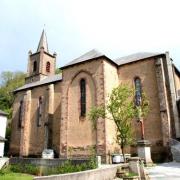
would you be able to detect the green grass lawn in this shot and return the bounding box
[0,173,33,180]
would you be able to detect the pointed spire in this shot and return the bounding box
[37,29,49,53]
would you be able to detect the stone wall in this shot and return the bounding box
[103,60,120,161]
[10,80,62,157]
[60,58,107,160]
[33,164,121,180]
[9,91,25,155]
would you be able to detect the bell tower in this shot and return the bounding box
[25,30,57,84]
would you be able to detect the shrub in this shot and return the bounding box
[2,158,97,176]
[10,164,39,175]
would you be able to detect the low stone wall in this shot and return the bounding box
[34,164,122,180]
[10,157,89,167]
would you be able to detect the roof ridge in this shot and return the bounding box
[61,49,105,69]
[115,52,164,66]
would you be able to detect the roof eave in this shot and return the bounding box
[14,79,62,93]
[30,51,55,58]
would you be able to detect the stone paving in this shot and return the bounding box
[146,162,180,180]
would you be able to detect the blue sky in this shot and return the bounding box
[0,0,180,74]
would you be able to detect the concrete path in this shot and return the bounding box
[146,162,180,180]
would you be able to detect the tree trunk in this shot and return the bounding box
[121,145,126,163]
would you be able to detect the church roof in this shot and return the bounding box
[15,50,165,92]
[62,50,164,69]
[115,52,164,66]
[37,29,49,53]
[14,74,62,92]
[61,49,117,69]
[0,110,7,116]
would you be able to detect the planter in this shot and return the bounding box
[42,149,54,159]
[112,154,131,163]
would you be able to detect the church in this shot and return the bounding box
[9,30,180,162]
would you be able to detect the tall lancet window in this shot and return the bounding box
[46,62,50,73]
[134,77,142,106]
[37,96,43,126]
[33,61,37,72]
[18,100,24,128]
[80,79,86,116]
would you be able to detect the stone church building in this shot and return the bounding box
[10,30,180,162]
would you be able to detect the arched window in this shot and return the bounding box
[18,100,24,128]
[80,79,86,116]
[46,62,50,73]
[134,77,142,106]
[33,61,37,72]
[37,96,43,126]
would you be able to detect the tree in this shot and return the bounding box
[55,68,62,74]
[0,71,26,118]
[89,84,149,162]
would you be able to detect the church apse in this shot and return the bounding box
[67,71,96,158]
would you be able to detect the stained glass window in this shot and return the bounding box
[37,96,43,126]
[18,100,24,128]
[80,79,86,116]
[134,77,142,106]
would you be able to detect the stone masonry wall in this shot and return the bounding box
[103,61,120,161]
[60,58,107,160]
[9,91,25,155]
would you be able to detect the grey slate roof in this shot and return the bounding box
[115,52,163,66]
[0,136,6,142]
[14,74,62,92]
[15,51,165,92]
[61,49,105,69]
[0,110,7,116]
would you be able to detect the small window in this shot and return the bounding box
[18,100,24,128]
[80,79,86,116]
[33,61,37,72]
[134,77,142,106]
[37,96,43,126]
[46,62,50,73]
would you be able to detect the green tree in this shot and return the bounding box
[0,71,26,118]
[89,84,149,162]
[55,68,62,74]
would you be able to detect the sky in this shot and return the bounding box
[0,0,180,74]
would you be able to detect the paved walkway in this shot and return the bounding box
[146,162,180,180]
